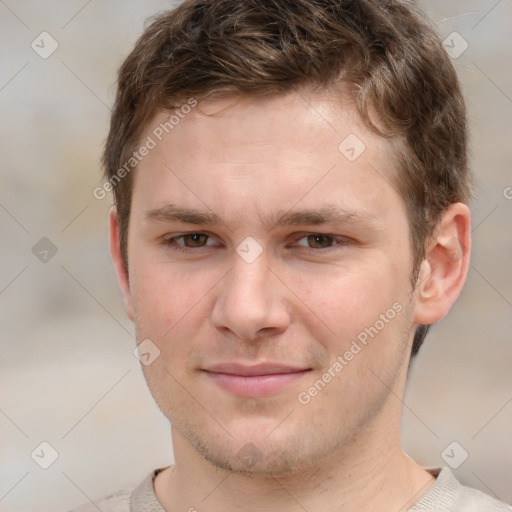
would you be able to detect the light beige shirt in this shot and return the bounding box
[67,466,511,512]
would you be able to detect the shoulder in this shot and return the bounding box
[64,467,167,512]
[64,483,135,512]
[454,486,512,512]
[410,467,512,512]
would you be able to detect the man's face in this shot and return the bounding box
[121,91,417,476]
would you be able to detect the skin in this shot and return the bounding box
[110,90,471,512]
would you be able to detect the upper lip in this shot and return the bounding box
[203,363,310,376]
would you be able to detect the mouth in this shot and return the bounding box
[201,363,312,397]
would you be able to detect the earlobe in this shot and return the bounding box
[413,203,471,326]
[109,207,135,321]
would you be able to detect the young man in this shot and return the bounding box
[73,0,510,510]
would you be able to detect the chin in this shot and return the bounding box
[175,417,337,479]
[197,441,314,478]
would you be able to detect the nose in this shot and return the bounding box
[211,254,291,341]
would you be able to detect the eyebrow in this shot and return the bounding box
[144,204,378,231]
[271,206,377,228]
[145,204,223,226]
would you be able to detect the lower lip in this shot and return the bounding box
[204,370,310,397]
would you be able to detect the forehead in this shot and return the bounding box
[144,91,377,162]
[131,91,404,227]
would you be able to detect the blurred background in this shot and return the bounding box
[1,1,511,510]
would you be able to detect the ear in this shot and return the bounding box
[109,207,134,321]
[413,203,471,325]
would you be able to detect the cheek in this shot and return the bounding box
[130,263,197,336]
[294,259,414,400]
[129,260,223,362]
[291,259,408,345]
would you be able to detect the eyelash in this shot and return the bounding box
[164,233,216,253]
[163,232,351,253]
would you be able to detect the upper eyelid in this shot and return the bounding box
[164,231,347,239]
[165,231,216,240]
[290,232,351,242]
[166,232,218,244]
[291,231,338,239]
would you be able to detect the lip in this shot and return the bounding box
[202,363,311,397]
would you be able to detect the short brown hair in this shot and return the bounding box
[103,0,472,357]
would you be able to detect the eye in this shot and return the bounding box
[165,232,215,250]
[295,233,338,249]
[179,233,209,247]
